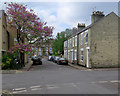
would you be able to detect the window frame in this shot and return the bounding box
[80,48,84,62]
[75,36,77,46]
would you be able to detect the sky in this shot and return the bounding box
[0,1,118,37]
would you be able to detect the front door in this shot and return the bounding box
[86,47,90,68]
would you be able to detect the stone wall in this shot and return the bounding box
[90,12,118,68]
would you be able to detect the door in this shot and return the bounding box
[86,47,90,68]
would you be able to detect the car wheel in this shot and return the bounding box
[39,61,42,65]
[58,62,61,65]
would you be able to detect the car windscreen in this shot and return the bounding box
[59,58,67,60]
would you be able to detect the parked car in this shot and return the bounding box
[51,56,55,61]
[31,56,42,65]
[57,58,68,65]
[54,56,60,63]
[48,56,52,61]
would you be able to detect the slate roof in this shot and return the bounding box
[67,12,118,40]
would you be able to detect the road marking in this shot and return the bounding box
[30,85,41,89]
[98,81,108,83]
[110,80,118,83]
[12,90,27,94]
[31,88,41,91]
[47,85,58,89]
[13,88,26,91]
[71,83,78,87]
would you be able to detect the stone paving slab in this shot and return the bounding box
[68,63,119,71]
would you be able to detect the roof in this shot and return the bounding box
[67,12,119,40]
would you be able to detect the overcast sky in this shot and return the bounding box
[0,1,118,37]
[25,2,118,37]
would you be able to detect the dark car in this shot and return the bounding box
[57,58,68,65]
[54,56,60,63]
[48,56,52,61]
[31,56,42,65]
[51,56,55,61]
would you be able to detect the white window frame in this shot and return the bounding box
[74,50,77,60]
[64,42,66,47]
[72,37,74,47]
[81,33,83,45]
[71,50,73,60]
[39,47,41,51]
[75,36,77,46]
[70,38,71,47]
[68,50,70,59]
[39,52,41,55]
[80,48,84,62]
[84,30,88,44]
[68,40,69,48]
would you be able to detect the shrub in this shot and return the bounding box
[2,53,22,70]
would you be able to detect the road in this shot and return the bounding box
[2,58,119,95]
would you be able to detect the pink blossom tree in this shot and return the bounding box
[7,2,54,65]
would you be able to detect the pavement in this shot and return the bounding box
[68,63,119,71]
[1,57,119,74]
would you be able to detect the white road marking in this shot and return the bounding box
[98,81,108,83]
[12,90,27,94]
[47,85,58,89]
[30,85,41,89]
[71,83,78,87]
[31,88,41,91]
[110,80,118,83]
[13,88,26,91]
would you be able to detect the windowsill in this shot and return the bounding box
[81,60,83,62]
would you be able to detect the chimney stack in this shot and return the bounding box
[72,27,78,35]
[77,23,85,31]
[91,11,105,23]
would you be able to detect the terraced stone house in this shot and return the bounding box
[64,11,119,68]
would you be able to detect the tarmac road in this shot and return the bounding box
[2,58,119,95]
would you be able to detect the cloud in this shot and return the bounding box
[24,2,117,37]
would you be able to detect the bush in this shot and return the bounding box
[2,53,22,70]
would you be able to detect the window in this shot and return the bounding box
[84,31,88,44]
[2,25,5,42]
[74,50,77,60]
[85,34,88,44]
[64,41,66,47]
[64,50,66,58]
[46,47,48,51]
[81,33,83,45]
[73,37,74,47]
[72,51,73,60]
[14,37,17,42]
[35,47,37,51]
[66,41,67,47]
[75,36,77,46]
[68,40,69,48]
[49,47,52,52]
[70,38,71,47]
[80,48,84,62]
[68,50,70,59]
[39,52,41,55]
[39,47,41,51]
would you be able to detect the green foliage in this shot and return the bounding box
[54,52,59,56]
[2,53,22,70]
[52,29,72,55]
